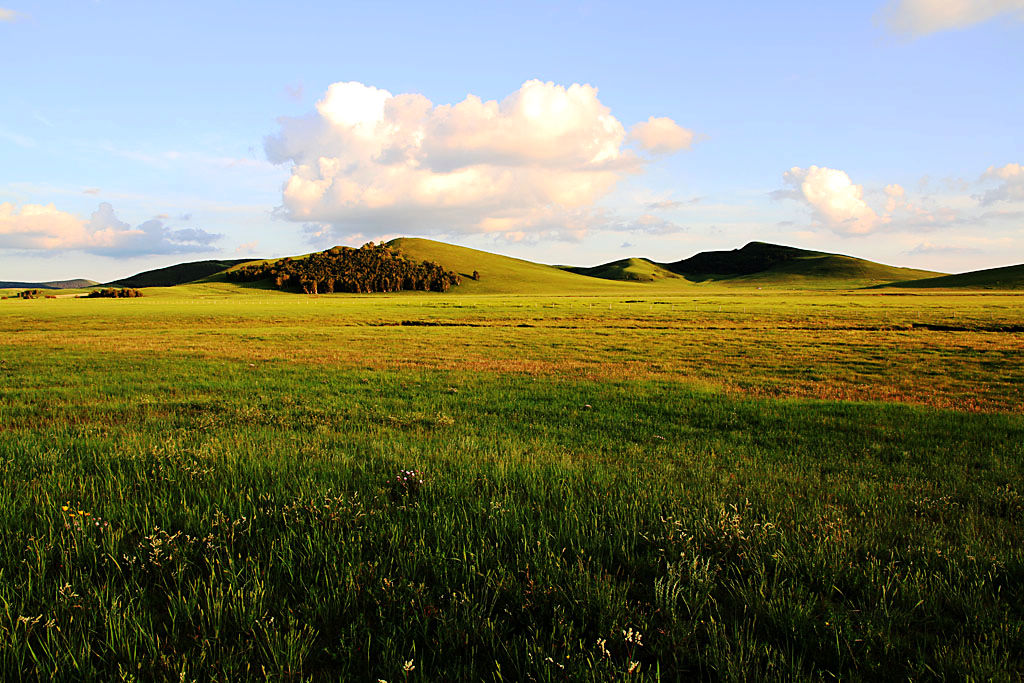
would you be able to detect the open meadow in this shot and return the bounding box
[1,286,1022,680]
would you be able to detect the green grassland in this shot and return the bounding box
[1,283,1023,680]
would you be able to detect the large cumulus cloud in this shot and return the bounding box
[0,201,222,256]
[265,80,694,241]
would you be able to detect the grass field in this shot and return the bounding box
[1,287,1022,680]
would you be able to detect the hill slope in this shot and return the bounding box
[0,278,97,290]
[660,242,941,288]
[871,263,1024,290]
[387,238,634,294]
[563,258,682,282]
[108,259,256,288]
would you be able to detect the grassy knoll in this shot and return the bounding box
[564,258,682,283]
[873,263,1024,290]
[1,290,1022,680]
[388,238,661,294]
[108,259,255,289]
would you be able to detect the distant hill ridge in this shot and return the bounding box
[563,242,941,288]
[871,263,1024,290]
[107,259,257,288]
[563,258,681,282]
[13,239,1022,294]
[658,242,940,287]
[664,242,822,277]
[0,278,97,290]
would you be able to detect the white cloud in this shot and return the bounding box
[780,166,881,235]
[980,162,1024,203]
[776,166,960,236]
[880,0,1024,36]
[0,202,222,256]
[265,79,694,241]
[0,8,20,22]
[629,116,695,154]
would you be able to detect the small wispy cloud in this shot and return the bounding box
[0,128,35,148]
[0,8,22,22]
[978,163,1024,204]
[646,197,702,210]
[879,0,1024,37]
[906,242,981,255]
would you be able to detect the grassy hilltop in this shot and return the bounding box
[387,237,637,294]
[872,262,1024,290]
[388,238,944,292]
[564,257,683,282]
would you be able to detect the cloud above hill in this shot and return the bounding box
[0,202,222,256]
[778,166,881,235]
[265,80,695,241]
[879,0,1024,36]
[775,165,962,236]
[980,162,1024,203]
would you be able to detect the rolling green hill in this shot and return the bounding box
[11,239,971,296]
[386,238,635,294]
[108,259,257,288]
[871,263,1024,290]
[563,257,681,282]
[664,242,825,278]
[658,242,941,288]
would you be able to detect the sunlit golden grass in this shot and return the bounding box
[0,288,1021,680]
[3,291,1021,412]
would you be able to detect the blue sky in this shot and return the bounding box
[2,0,1023,281]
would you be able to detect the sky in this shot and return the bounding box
[1,0,1023,282]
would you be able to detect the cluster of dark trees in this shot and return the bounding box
[2,290,57,300]
[225,243,462,294]
[87,288,143,298]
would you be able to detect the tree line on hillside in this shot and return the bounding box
[2,289,47,299]
[225,243,462,294]
[87,288,143,298]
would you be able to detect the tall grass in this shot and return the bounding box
[1,337,1022,680]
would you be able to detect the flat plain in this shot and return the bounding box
[1,286,1022,680]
